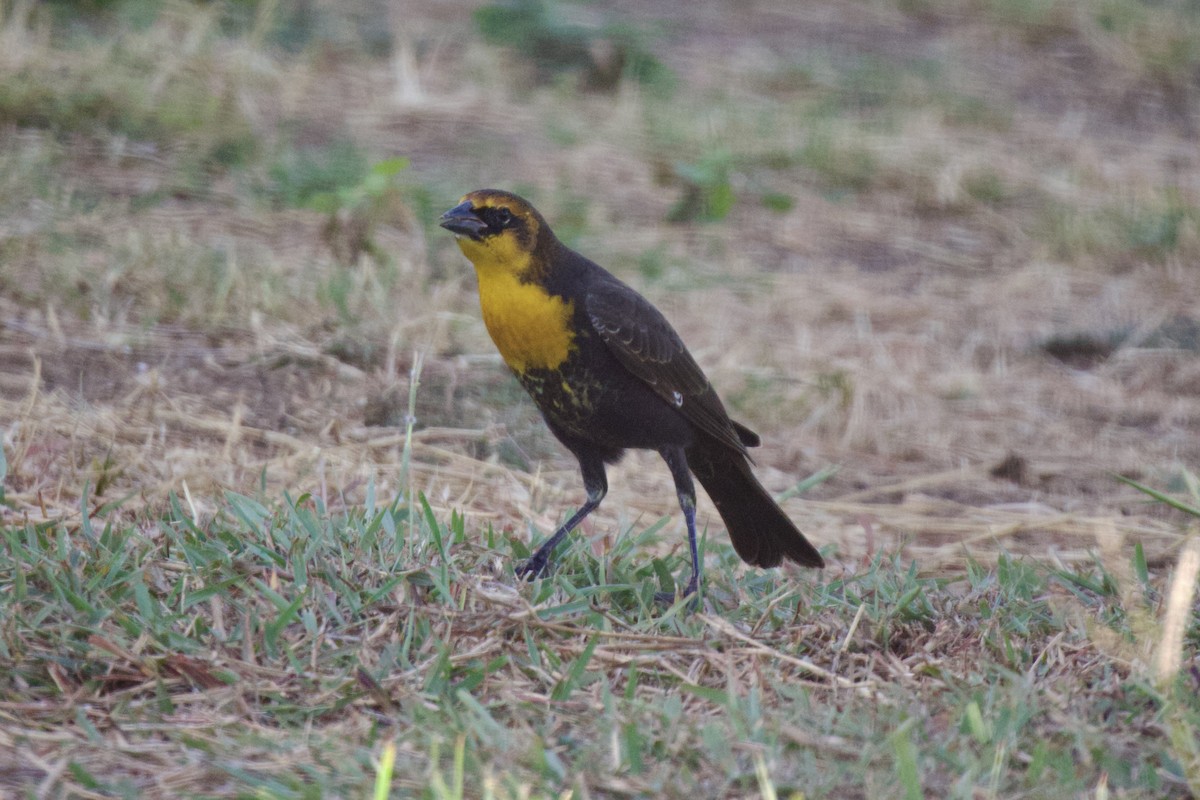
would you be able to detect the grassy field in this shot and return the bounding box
[2,0,1200,797]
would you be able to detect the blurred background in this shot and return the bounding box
[1,0,1198,565]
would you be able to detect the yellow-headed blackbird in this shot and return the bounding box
[439,190,823,598]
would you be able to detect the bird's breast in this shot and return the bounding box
[476,269,577,374]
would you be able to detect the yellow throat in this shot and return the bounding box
[456,237,576,375]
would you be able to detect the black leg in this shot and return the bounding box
[660,446,701,603]
[516,455,607,580]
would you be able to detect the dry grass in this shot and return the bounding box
[2,0,1200,797]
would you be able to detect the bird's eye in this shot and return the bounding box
[495,208,513,227]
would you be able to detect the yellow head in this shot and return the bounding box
[438,189,551,279]
[439,190,576,374]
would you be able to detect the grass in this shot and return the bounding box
[1036,191,1200,269]
[1,486,1197,797]
[2,0,1200,796]
[0,0,265,167]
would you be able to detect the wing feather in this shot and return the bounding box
[586,280,750,455]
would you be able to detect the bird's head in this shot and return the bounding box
[438,190,551,275]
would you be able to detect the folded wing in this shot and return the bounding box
[586,280,753,456]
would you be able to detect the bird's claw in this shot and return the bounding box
[515,556,549,581]
[654,577,699,610]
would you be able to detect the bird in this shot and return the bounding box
[439,189,823,600]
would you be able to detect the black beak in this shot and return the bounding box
[438,201,488,240]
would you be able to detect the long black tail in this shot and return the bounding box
[687,443,824,569]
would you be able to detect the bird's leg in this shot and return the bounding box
[515,495,600,579]
[679,497,700,599]
[658,446,701,606]
[516,457,607,580]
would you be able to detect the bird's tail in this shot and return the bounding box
[687,443,824,569]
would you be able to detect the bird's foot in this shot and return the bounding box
[515,554,550,581]
[654,575,699,610]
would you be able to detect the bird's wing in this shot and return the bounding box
[585,279,750,455]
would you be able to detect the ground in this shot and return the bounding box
[0,0,1198,797]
